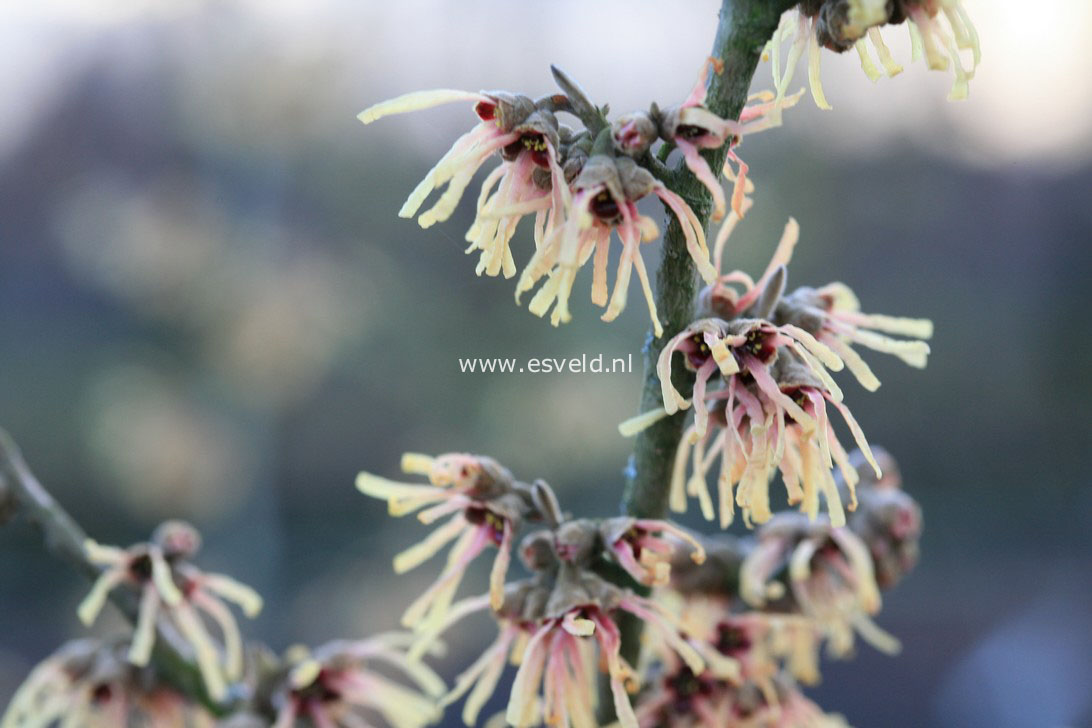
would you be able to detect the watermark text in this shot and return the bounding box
[458,353,634,374]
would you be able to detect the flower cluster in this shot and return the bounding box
[358,453,712,727]
[269,635,445,728]
[623,216,932,529]
[357,452,535,625]
[76,520,263,701]
[358,64,794,336]
[629,454,922,727]
[1,638,214,728]
[739,513,898,658]
[768,0,980,107]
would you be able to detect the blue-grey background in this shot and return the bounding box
[1,1,1089,726]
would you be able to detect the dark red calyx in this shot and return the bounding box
[590,190,620,222]
[474,101,496,121]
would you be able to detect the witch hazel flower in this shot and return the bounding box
[271,634,445,728]
[774,280,933,393]
[421,513,708,728]
[658,60,802,223]
[767,0,979,108]
[516,148,716,336]
[599,516,706,587]
[617,323,827,527]
[76,520,263,701]
[639,315,846,528]
[625,217,928,528]
[359,88,569,277]
[356,452,535,628]
[633,587,843,727]
[740,513,900,659]
[636,601,828,728]
[768,351,882,526]
[518,521,711,728]
[611,60,799,227]
[728,676,851,728]
[664,552,831,685]
[844,447,924,590]
[899,0,981,100]
[463,110,573,279]
[1,639,213,728]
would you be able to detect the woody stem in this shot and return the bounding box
[611,0,799,704]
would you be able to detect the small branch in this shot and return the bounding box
[0,429,231,715]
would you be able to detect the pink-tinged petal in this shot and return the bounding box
[602,204,638,324]
[590,231,610,307]
[654,185,716,283]
[463,627,518,724]
[681,57,714,108]
[733,217,799,311]
[724,148,751,219]
[630,245,663,338]
[506,623,551,727]
[417,134,520,228]
[397,125,490,217]
[619,596,705,675]
[692,359,718,439]
[908,7,949,71]
[828,397,881,478]
[591,613,638,728]
[744,355,814,431]
[488,521,513,611]
[711,199,754,274]
[678,140,727,223]
[273,704,299,728]
[657,331,695,415]
[400,527,488,628]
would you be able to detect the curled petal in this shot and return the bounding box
[358,89,489,124]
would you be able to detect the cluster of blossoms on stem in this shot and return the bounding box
[358,62,797,337]
[1,638,215,728]
[623,215,932,530]
[357,452,716,727]
[268,635,446,728]
[632,452,922,727]
[4,518,446,728]
[3,0,969,722]
[76,520,264,702]
[769,0,980,108]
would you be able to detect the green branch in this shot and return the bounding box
[623,0,795,533]
[611,0,798,701]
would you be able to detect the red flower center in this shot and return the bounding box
[474,101,496,121]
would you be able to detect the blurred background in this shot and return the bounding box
[0,1,1089,726]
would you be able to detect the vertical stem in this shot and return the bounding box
[612,0,800,699]
[623,0,796,521]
